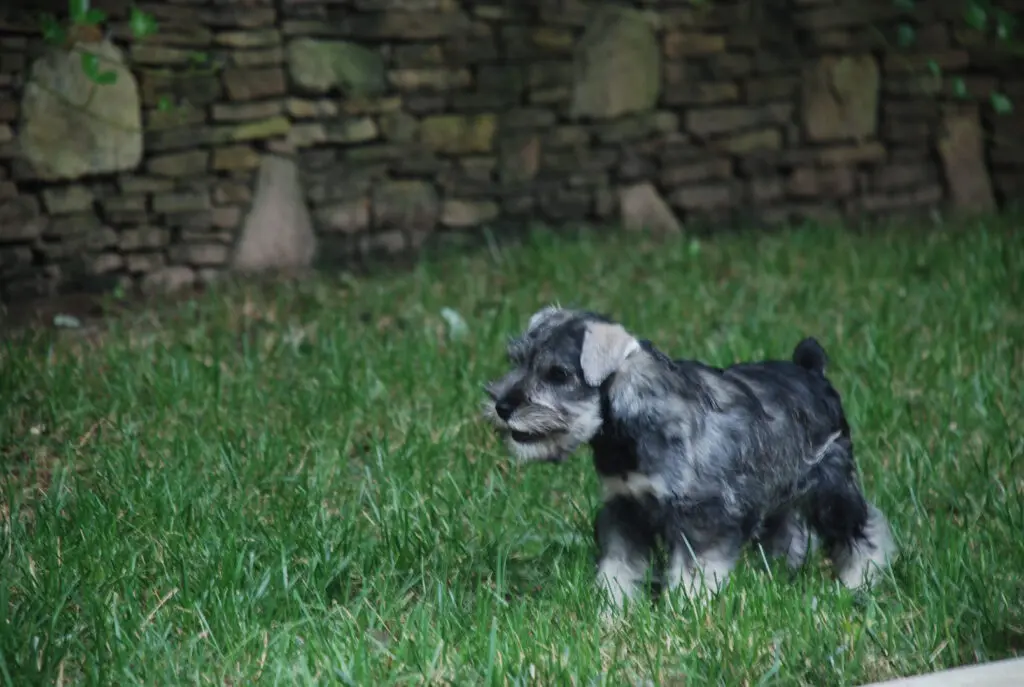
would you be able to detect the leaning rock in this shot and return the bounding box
[570,6,660,120]
[232,154,317,271]
[619,182,682,234]
[938,108,995,214]
[802,55,879,142]
[20,40,143,180]
[287,38,386,95]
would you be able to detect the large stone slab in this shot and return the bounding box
[287,38,386,95]
[937,108,995,214]
[619,182,681,234]
[570,6,660,120]
[231,155,317,271]
[802,55,879,142]
[20,40,143,180]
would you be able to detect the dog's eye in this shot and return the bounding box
[543,366,573,384]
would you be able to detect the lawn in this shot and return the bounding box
[1,216,1022,686]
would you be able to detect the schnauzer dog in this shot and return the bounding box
[483,306,897,611]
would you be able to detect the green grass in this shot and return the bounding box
[1,217,1022,686]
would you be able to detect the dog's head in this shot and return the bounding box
[483,306,641,463]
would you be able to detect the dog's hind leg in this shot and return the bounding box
[594,498,656,613]
[802,437,897,589]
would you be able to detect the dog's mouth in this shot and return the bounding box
[508,430,550,444]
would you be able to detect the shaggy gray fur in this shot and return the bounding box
[484,306,897,611]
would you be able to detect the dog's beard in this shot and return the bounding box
[482,396,603,464]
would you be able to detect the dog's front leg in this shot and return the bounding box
[593,499,654,613]
[664,506,742,605]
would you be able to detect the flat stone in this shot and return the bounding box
[441,199,499,228]
[372,180,439,232]
[420,114,496,153]
[215,30,281,48]
[287,38,386,95]
[212,145,262,170]
[148,151,209,177]
[119,227,171,251]
[141,266,196,295]
[170,243,230,266]
[212,101,284,122]
[232,155,316,271]
[153,192,210,214]
[223,67,287,100]
[315,198,371,234]
[42,185,95,214]
[0,196,47,243]
[230,116,291,141]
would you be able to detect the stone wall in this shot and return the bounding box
[0,0,1021,302]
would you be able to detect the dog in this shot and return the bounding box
[483,306,897,611]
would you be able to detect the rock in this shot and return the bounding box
[19,40,143,180]
[119,227,171,251]
[937,109,995,214]
[231,116,291,141]
[670,184,734,210]
[223,67,287,100]
[388,68,472,91]
[316,198,371,234]
[441,199,499,228]
[664,32,726,57]
[212,145,261,170]
[148,151,209,177]
[42,185,95,214]
[619,182,682,234]
[170,243,230,266]
[379,112,419,142]
[287,98,339,119]
[570,5,660,120]
[153,192,210,214]
[372,180,439,232]
[141,266,196,295]
[89,253,123,274]
[499,135,541,183]
[0,196,47,242]
[215,29,281,48]
[419,114,496,153]
[212,101,284,122]
[287,38,386,95]
[232,155,317,271]
[325,117,378,143]
[714,128,782,154]
[803,55,880,142]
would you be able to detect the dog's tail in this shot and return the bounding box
[792,337,828,374]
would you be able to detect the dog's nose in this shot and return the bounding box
[495,397,518,421]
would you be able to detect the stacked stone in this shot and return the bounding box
[1,0,1021,303]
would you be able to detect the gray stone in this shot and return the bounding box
[42,185,95,214]
[570,6,660,120]
[287,38,386,95]
[141,266,196,294]
[19,40,143,180]
[0,196,47,243]
[619,182,682,234]
[232,155,317,271]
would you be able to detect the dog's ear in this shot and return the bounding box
[580,322,640,387]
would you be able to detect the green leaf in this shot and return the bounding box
[951,77,968,99]
[963,2,988,31]
[893,0,915,10]
[83,8,106,25]
[68,0,90,24]
[897,23,916,48]
[189,51,209,65]
[991,92,1013,115]
[157,96,174,112]
[39,13,66,45]
[129,7,159,38]
[926,59,942,77]
[80,51,101,79]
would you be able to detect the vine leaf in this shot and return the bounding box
[80,51,118,85]
[963,3,988,32]
[991,92,1013,115]
[897,23,916,48]
[951,77,968,99]
[130,7,159,38]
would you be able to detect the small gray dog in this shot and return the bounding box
[483,306,897,611]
